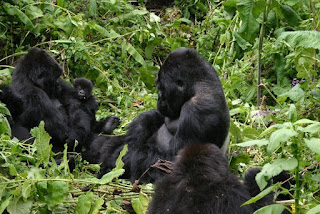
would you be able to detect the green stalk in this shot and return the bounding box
[257,1,268,106]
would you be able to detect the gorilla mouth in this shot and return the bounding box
[79,95,87,100]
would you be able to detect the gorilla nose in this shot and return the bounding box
[79,90,85,96]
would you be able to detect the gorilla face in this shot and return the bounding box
[73,78,93,101]
[156,52,192,119]
[22,47,63,97]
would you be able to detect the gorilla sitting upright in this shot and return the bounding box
[90,48,230,183]
[11,47,69,151]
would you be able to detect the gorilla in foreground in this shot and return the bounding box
[148,144,261,214]
[11,47,69,150]
[89,48,230,182]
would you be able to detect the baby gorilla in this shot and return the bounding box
[149,144,264,214]
[72,78,121,134]
[61,78,120,151]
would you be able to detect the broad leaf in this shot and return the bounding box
[236,139,268,147]
[307,205,320,214]
[267,128,298,153]
[254,204,286,214]
[277,31,320,50]
[304,138,320,154]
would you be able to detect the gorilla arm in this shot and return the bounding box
[20,87,69,144]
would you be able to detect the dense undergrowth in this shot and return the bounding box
[0,0,320,213]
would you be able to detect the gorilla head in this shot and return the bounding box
[156,48,217,119]
[14,47,63,97]
[73,78,94,101]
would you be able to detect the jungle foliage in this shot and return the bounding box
[0,0,320,213]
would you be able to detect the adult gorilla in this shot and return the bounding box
[89,48,230,183]
[11,48,69,150]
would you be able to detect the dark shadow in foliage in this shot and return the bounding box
[89,48,230,183]
[148,144,259,214]
[11,47,69,151]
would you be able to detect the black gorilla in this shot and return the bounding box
[148,144,259,214]
[11,47,69,150]
[0,85,31,140]
[91,48,230,182]
[72,78,120,135]
[55,77,120,151]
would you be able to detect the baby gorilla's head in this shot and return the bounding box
[73,78,93,101]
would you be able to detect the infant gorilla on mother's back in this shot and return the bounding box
[88,48,230,183]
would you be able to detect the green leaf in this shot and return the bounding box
[242,185,275,205]
[293,119,318,125]
[88,0,97,17]
[150,12,160,23]
[267,128,298,153]
[280,5,301,26]
[26,5,43,20]
[257,158,297,190]
[234,32,252,50]
[288,104,297,122]
[90,198,104,214]
[132,191,149,214]
[94,169,125,184]
[277,31,320,50]
[0,195,12,214]
[236,139,268,147]
[122,40,146,66]
[46,181,69,208]
[22,180,32,200]
[304,138,320,154]
[3,3,34,30]
[7,197,33,214]
[254,204,286,214]
[307,205,320,214]
[76,192,94,214]
[301,123,320,134]
[237,0,265,43]
[278,84,305,102]
[30,121,52,167]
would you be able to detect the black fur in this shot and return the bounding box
[11,47,69,150]
[0,85,31,141]
[55,77,120,151]
[91,48,230,183]
[148,144,255,214]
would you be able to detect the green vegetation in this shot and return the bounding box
[0,0,320,213]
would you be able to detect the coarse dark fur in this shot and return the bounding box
[0,85,31,141]
[11,47,69,151]
[55,77,120,151]
[148,144,256,214]
[91,48,230,183]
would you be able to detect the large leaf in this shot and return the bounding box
[254,204,286,214]
[304,138,320,155]
[236,139,268,147]
[3,3,34,30]
[277,31,320,50]
[30,121,52,167]
[256,158,297,190]
[237,0,265,43]
[267,128,298,153]
[307,205,320,214]
[122,40,146,66]
[46,181,69,208]
[76,192,94,214]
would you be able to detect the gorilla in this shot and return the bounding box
[0,85,31,141]
[11,47,69,150]
[55,77,120,151]
[89,48,230,183]
[148,144,263,214]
